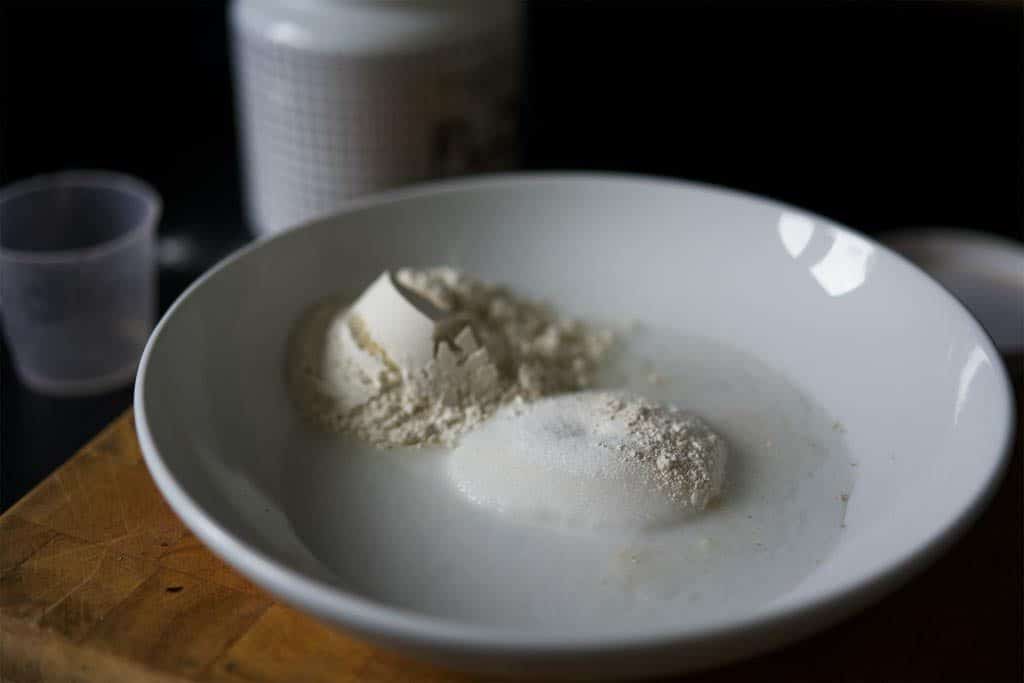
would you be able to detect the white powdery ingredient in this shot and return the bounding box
[288,267,615,447]
[601,393,728,510]
[447,391,728,530]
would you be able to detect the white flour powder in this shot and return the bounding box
[602,393,727,510]
[289,267,614,447]
[447,391,728,529]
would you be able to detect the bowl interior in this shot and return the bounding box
[138,175,1011,645]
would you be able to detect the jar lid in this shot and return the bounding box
[883,228,1024,354]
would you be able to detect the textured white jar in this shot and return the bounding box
[231,0,521,236]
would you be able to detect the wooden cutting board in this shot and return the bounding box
[2,390,1021,682]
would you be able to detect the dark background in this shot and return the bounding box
[1,1,1021,510]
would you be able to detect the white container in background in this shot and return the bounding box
[230,0,522,236]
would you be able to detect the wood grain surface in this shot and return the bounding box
[1,357,1021,682]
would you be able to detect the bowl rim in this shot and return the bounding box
[134,171,1016,654]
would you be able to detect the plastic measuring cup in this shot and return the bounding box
[0,171,160,396]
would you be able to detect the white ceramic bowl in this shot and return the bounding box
[135,174,1014,678]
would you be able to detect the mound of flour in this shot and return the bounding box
[288,267,614,447]
[448,391,728,529]
[603,393,728,510]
